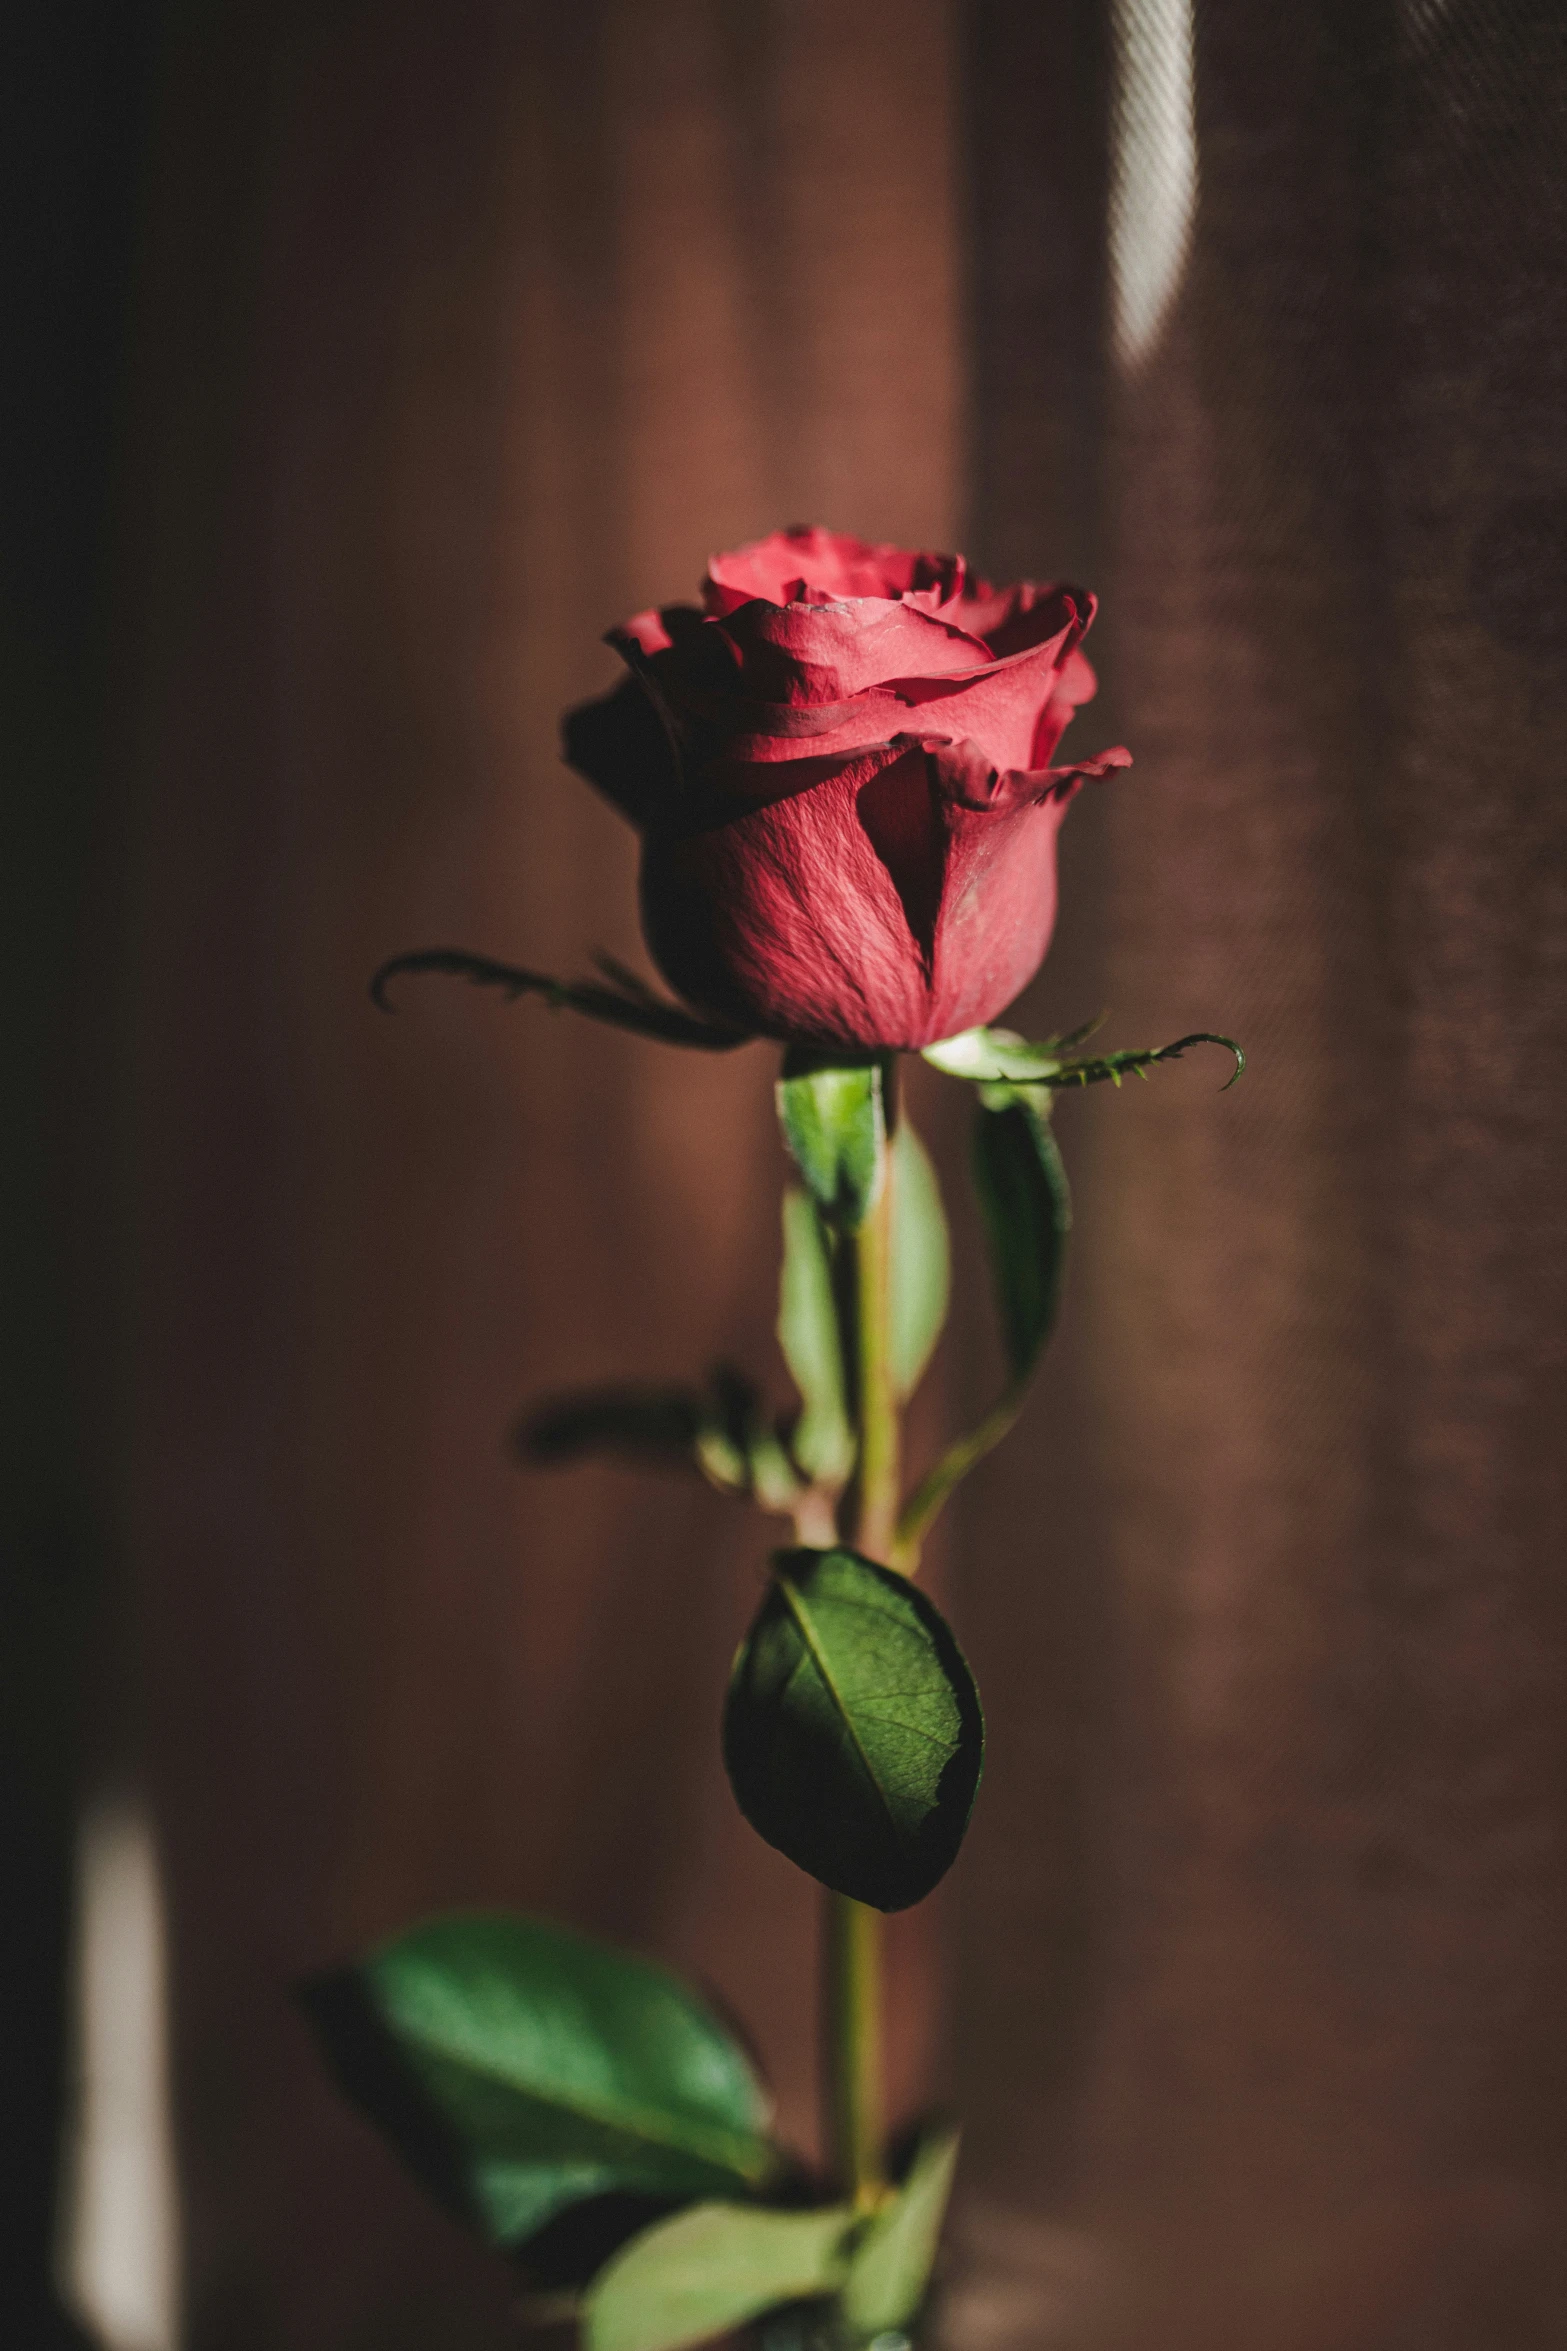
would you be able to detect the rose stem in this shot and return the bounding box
[852,1092,901,1565]
[826,1889,883,2212]
[827,1067,902,2210]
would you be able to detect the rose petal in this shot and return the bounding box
[888,617,1085,770]
[639,743,935,1047]
[916,736,1128,1041]
[956,577,1090,661]
[635,732,1128,1050]
[709,595,993,705]
[643,614,1084,777]
[1033,645,1099,763]
[911,733,1133,812]
[704,525,967,616]
[612,605,679,658]
[561,675,678,828]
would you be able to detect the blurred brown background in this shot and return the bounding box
[6,3,1565,2347]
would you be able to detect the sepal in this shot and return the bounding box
[924,1023,1244,1089]
[371,945,751,1051]
[775,1053,888,1233]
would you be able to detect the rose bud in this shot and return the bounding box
[563,526,1130,1053]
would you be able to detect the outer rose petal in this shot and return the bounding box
[954,574,1087,657]
[637,734,1130,1051]
[1034,644,1099,765]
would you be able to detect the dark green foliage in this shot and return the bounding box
[515,1366,803,1515]
[723,1549,983,1912]
[299,1913,778,2247]
[970,1091,1072,1385]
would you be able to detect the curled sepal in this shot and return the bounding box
[583,2201,855,2351]
[924,1024,1245,1090]
[722,1547,984,1913]
[841,2120,961,2340]
[775,1052,887,1232]
[371,946,751,1051]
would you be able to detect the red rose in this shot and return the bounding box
[564,526,1129,1052]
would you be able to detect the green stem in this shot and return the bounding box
[825,1101,903,2209]
[890,1387,1023,1573]
[825,1889,883,2211]
[852,1141,901,1565]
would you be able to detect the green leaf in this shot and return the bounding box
[841,2122,960,2337]
[972,1089,1071,1386]
[692,1364,767,1494]
[887,1118,949,1404]
[299,1912,778,2246]
[687,1364,803,1513]
[584,2201,854,2351]
[370,947,750,1051]
[777,1190,855,1488]
[515,1369,806,1513]
[722,1548,984,1913]
[889,1096,1072,1568]
[775,1054,886,1232]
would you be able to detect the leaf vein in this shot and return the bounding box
[776,1572,902,1838]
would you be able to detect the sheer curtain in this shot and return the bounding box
[955,4,1567,2344]
[101,4,1565,2347]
